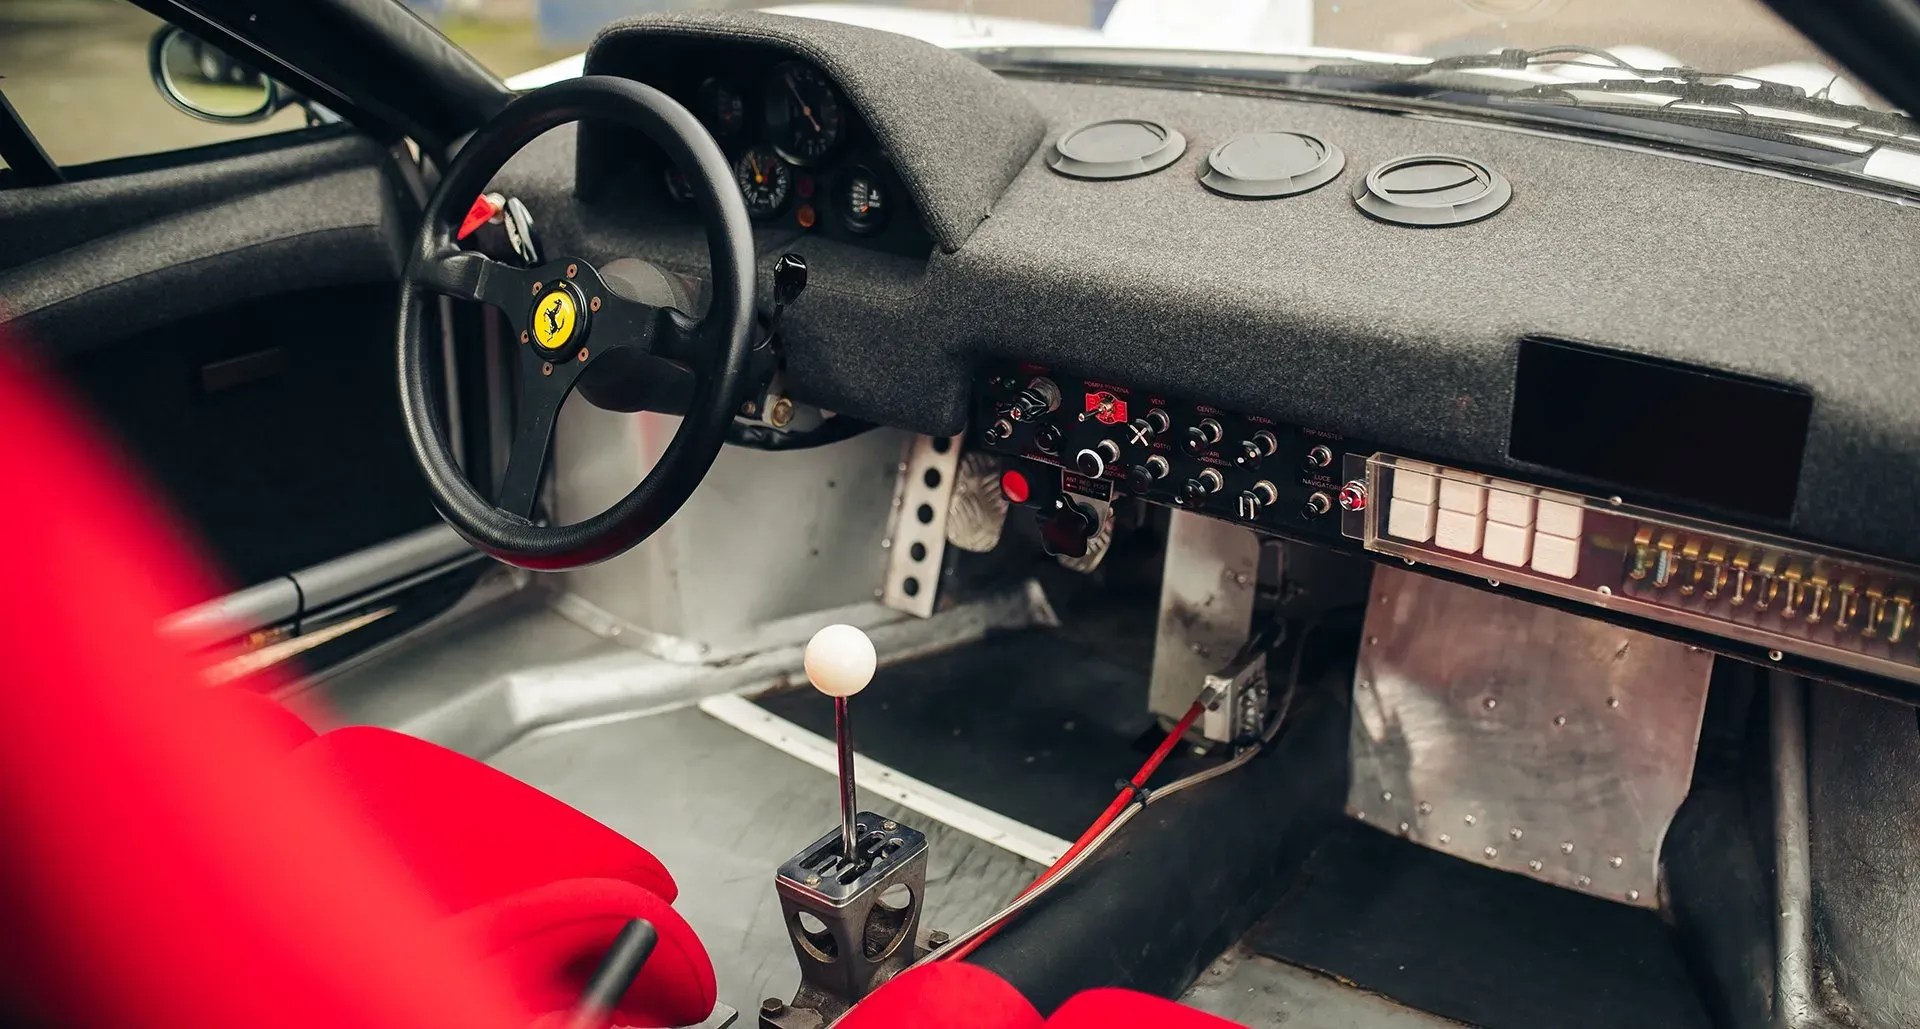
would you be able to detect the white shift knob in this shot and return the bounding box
[805,624,876,698]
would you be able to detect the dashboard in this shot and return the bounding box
[503,12,1920,703]
[577,45,933,259]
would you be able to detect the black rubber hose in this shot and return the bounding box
[566,918,658,1029]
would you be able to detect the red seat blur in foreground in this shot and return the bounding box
[0,354,708,1028]
[833,963,1247,1028]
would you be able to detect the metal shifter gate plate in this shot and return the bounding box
[881,435,963,618]
[1348,567,1712,908]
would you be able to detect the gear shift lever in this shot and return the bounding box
[804,624,876,861]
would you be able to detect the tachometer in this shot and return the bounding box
[734,146,793,219]
[764,61,843,166]
[696,77,746,138]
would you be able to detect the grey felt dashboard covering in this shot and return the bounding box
[584,11,1046,252]
[495,29,1920,567]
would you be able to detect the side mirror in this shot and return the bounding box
[148,26,288,124]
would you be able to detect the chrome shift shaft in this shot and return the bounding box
[834,696,857,860]
[804,624,877,861]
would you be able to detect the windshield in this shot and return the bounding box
[441,0,1917,189]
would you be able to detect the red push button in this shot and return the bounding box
[1000,469,1030,504]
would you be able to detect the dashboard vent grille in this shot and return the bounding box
[1353,154,1513,226]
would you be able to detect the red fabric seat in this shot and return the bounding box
[0,354,712,1028]
[1047,988,1244,1028]
[834,963,1044,1029]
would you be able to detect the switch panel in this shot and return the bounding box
[973,363,1373,545]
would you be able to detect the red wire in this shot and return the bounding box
[942,699,1207,961]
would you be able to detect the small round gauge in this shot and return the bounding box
[842,168,888,234]
[663,166,695,203]
[696,77,746,138]
[764,61,843,166]
[734,146,793,219]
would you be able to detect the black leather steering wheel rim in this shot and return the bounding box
[397,76,755,570]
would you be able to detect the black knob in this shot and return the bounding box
[1033,424,1062,455]
[1125,454,1171,493]
[1183,418,1223,455]
[1233,430,1278,469]
[1180,467,1225,506]
[1073,447,1105,478]
[1037,496,1099,559]
[1236,480,1280,520]
[1304,444,1334,471]
[1009,377,1062,423]
[1144,409,1172,435]
[984,418,1014,444]
[1301,490,1334,518]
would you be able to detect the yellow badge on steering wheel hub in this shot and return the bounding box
[530,283,584,355]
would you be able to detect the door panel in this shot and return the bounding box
[1,130,438,597]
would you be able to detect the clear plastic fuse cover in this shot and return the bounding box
[1362,454,1920,685]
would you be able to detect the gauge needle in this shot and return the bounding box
[785,73,822,132]
[749,153,763,185]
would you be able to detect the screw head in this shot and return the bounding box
[1509,827,1523,840]
[761,998,787,1016]
[520,329,530,344]
[1554,715,1567,726]
[577,347,589,361]
[531,281,542,295]
[1627,889,1641,902]
[1609,855,1624,868]
[1463,814,1476,826]
[566,262,578,277]
[882,821,897,830]
[1527,859,1543,872]
[804,874,820,886]
[540,362,553,376]
[927,929,950,946]
[590,296,602,312]
[1437,833,1450,845]
[1561,841,1575,854]
[1417,801,1433,815]
[1483,846,1498,859]
[1577,875,1592,888]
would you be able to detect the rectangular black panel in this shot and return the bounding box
[1509,338,1811,521]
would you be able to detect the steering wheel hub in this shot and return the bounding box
[530,279,588,358]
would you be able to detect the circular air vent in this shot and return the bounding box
[1198,131,1345,198]
[1047,118,1187,180]
[1352,154,1512,226]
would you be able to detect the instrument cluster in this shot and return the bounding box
[653,60,927,255]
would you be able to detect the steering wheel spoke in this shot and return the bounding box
[416,249,537,316]
[496,342,592,519]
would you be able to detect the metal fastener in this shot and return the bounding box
[520,330,529,344]
[769,396,795,428]
[1561,841,1575,854]
[1607,696,1620,708]
[577,347,589,361]
[762,998,787,1017]
[1368,636,1379,645]
[1463,814,1476,826]
[589,296,601,312]
[1554,715,1567,726]
[1418,802,1433,815]
[1397,822,1410,833]
[1381,791,1393,802]
[927,929,950,947]
[1484,697,1498,709]
[1627,889,1641,902]
[1358,680,1371,690]
[1483,846,1498,859]
[1769,649,1784,662]
[1437,833,1450,845]
[1509,827,1523,840]
[882,821,896,830]
[1609,855,1624,868]
[1577,875,1592,887]
[566,262,577,277]
[804,874,820,886]
[1527,859,1543,872]
[540,362,553,376]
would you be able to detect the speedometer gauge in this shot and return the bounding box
[764,61,843,166]
[734,146,793,219]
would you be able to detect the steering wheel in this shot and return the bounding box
[397,77,756,570]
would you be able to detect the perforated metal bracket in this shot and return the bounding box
[881,435,963,618]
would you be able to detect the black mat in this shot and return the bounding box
[754,627,1213,841]
[1252,823,1712,1029]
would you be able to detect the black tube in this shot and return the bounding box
[566,919,658,1029]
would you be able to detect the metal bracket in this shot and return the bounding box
[881,436,963,617]
[1149,510,1262,731]
[946,450,1009,554]
[1348,566,1712,907]
[762,813,930,1028]
[1200,636,1271,746]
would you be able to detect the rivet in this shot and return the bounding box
[1487,578,1501,588]
[1379,594,1390,603]
[1368,636,1379,645]
[1484,697,1498,709]
[531,281,542,295]
[541,362,553,376]
[1609,855,1624,868]
[1463,814,1476,826]
[1418,802,1433,815]
[1608,496,1623,506]
[804,874,820,885]
[520,329,530,344]
[1358,680,1371,690]
[1607,696,1620,708]
[577,347,589,361]
[1381,791,1393,801]
[1397,821,1410,833]
[880,538,893,550]
[1437,833,1450,845]
[1597,585,1613,596]
[1356,811,1366,820]
[1483,846,1498,859]
[883,821,896,830]
[1769,649,1784,662]
[1628,889,1641,902]
[566,262,577,277]
[1527,859,1543,872]
[1509,827,1523,840]
[1577,875,1592,887]
[1561,841,1575,854]
[590,296,602,312]
[1554,715,1567,726]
